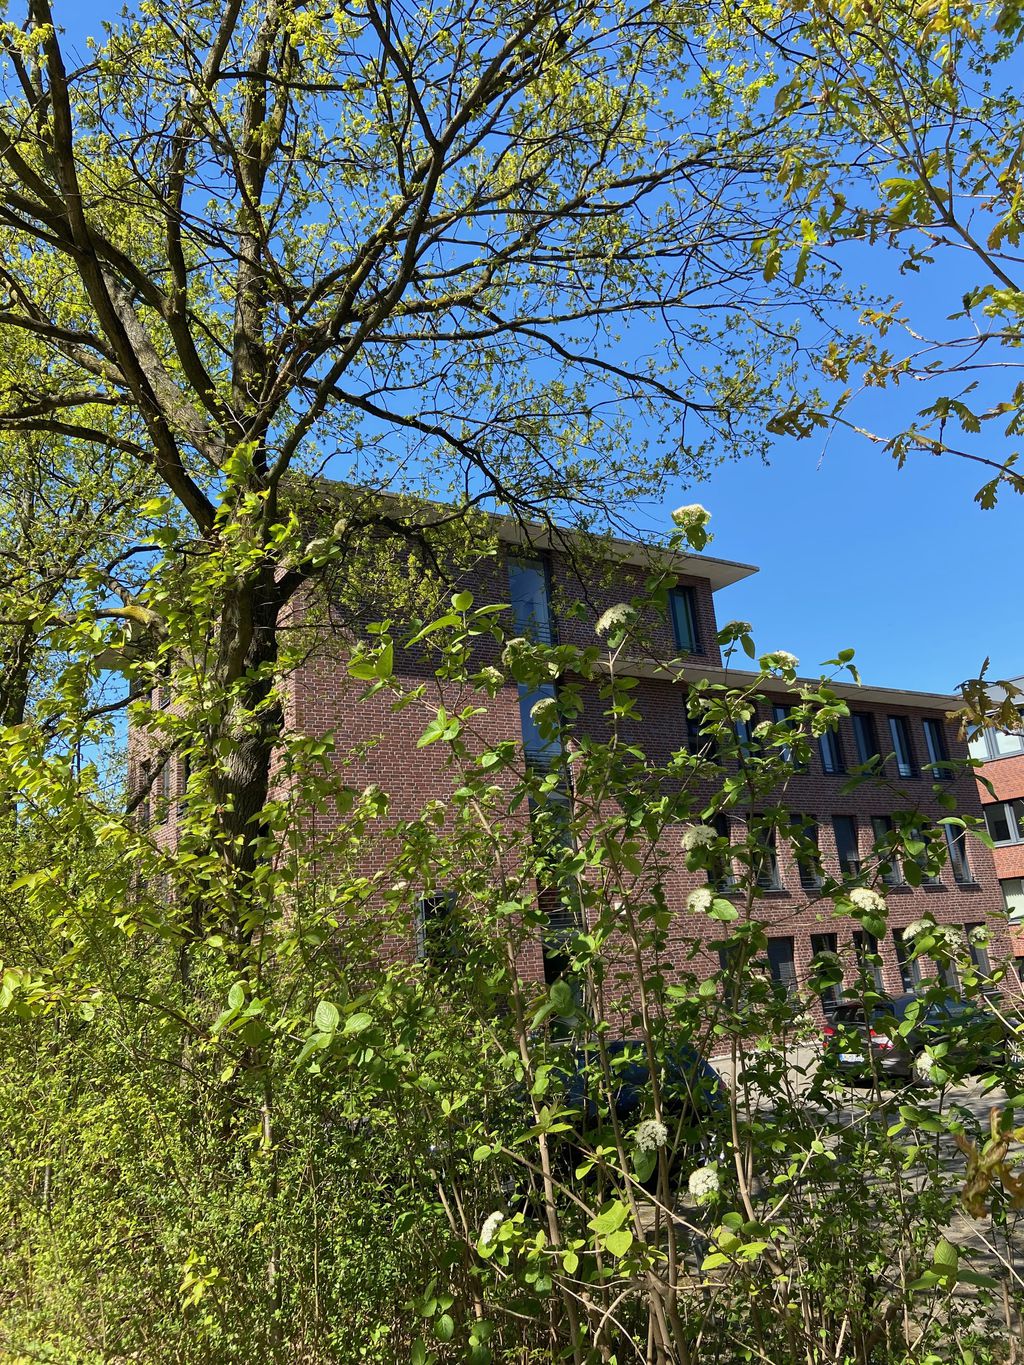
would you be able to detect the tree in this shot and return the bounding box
[767,0,1024,507]
[0,0,856,884]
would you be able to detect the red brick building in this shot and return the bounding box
[969,680,1024,975]
[132,519,1015,1009]
[285,521,1014,1010]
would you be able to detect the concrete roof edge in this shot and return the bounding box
[624,659,962,712]
[495,518,759,592]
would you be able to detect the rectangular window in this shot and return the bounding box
[735,716,754,759]
[1017,957,1024,986]
[710,812,734,890]
[810,932,841,1012]
[669,586,700,654]
[752,823,781,890]
[795,817,822,890]
[772,703,806,769]
[767,937,798,995]
[852,930,884,992]
[833,815,860,877]
[819,727,845,775]
[519,682,561,769]
[888,715,915,779]
[851,712,879,766]
[1000,877,1024,924]
[685,709,718,763]
[944,824,972,885]
[922,718,951,779]
[508,556,555,643]
[893,929,921,992]
[871,815,903,886]
[984,800,1024,845]
[416,892,458,965]
[965,923,991,976]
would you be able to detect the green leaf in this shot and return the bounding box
[604,1227,634,1258]
[451,591,474,611]
[228,983,245,1011]
[709,898,739,922]
[434,1312,455,1342]
[589,1200,628,1236]
[343,1011,373,1035]
[314,1000,340,1033]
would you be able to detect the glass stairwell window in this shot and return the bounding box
[508,555,556,644]
[508,555,562,770]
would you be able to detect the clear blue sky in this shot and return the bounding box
[54,3,1022,698]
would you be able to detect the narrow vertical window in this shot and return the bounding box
[888,715,915,779]
[852,930,884,992]
[810,932,841,1012]
[833,815,860,878]
[871,815,902,886]
[508,556,554,643]
[965,923,991,976]
[752,823,781,890]
[819,727,844,775]
[795,817,821,890]
[416,892,458,965]
[944,824,972,884]
[851,712,879,766]
[922,718,950,779]
[893,929,921,992]
[767,937,797,995]
[669,586,700,654]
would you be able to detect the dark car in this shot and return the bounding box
[822,993,1022,1085]
[552,1038,727,1183]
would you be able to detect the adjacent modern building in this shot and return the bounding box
[969,678,1024,977]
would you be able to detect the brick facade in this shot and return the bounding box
[279,528,1016,1012]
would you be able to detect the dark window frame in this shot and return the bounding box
[819,727,845,775]
[888,715,916,779]
[851,712,879,766]
[922,718,951,780]
[833,815,861,878]
[669,585,701,655]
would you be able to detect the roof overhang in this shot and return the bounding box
[620,659,961,715]
[496,519,759,593]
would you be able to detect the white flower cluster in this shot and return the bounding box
[501,636,532,668]
[595,602,636,637]
[687,1166,720,1203]
[634,1118,669,1152]
[681,823,717,852]
[671,503,711,530]
[902,919,963,954]
[762,649,799,673]
[687,886,715,915]
[476,665,504,691]
[720,619,753,636]
[848,887,887,915]
[968,925,989,946]
[480,1211,505,1245]
[753,720,773,738]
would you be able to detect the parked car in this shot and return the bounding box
[822,993,1023,1085]
[552,1038,727,1184]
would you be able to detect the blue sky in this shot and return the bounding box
[55,3,1021,698]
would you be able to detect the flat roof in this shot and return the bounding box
[496,519,759,593]
[626,659,961,714]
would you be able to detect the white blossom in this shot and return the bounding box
[720,619,753,636]
[762,649,799,672]
[848,887,887,915]
[595,603,635,637]
[753,720,772,739]
[477,665,504,690]
[902,919,931,941]
[968,924,990,946]
[687,886,715,915]
[671,503,711,530]
[688,1166,720,1203]
[480,1211,505,1246]
[634,1119,669,1152]
[681,823,717,852]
